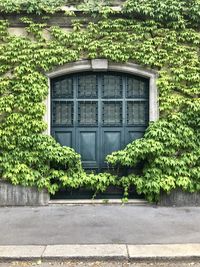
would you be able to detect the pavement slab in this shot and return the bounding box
[43,245,127,260]
[0,246,45,260]
[128,244,200,259]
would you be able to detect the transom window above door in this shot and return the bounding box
[51,72,149,171]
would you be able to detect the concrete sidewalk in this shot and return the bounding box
[1,244,200,261]
[0,205,200,260]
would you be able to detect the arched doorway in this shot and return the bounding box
[46,60,158,198]
[46,59,158,171]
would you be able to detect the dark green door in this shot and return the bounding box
[51,72,149,172]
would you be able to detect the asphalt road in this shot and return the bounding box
[0,205,200,245]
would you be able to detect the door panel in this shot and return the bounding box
[52,128,74,148]
[125,128,145,145]
[101,128,124,166]
[76,128,98,168]
[54,131,73,148]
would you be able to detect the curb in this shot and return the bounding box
[1,244,200,261]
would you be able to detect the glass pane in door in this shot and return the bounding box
[127,101,148,125]
[102,102,122,125]
[52,101,73,125]
[78,102,98,125]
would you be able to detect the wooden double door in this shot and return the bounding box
[51,71,149,172]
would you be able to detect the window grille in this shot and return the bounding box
[52,78,73,98]
[102,75,122,98]
[127,101,148,125]
[52,101,73,125]
[78,101,98,125]
[102,101,122,125]
[78,75,97,98]
[127,76,148,98]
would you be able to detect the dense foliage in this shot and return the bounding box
[0,0,66,14]
[0,0,199,201]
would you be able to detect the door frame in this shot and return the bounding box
[45,59,159,136]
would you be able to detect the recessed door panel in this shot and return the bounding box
[53,129,74,148]
[125,127,146,145]
[102,129,123,165]
[76,129,98,167]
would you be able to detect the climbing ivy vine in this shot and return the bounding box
[0,0,199,202]
[0,0,66,14]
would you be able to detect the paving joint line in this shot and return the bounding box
[41,245,47,260]
[126,245,130,260]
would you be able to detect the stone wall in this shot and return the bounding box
[0,181,50,206]
[159,188,200,207]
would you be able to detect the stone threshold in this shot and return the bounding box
[49,199,148,205]
[1,244,200,261]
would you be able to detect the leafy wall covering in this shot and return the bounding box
[0,0,199,201]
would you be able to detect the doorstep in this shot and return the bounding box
[49,199,149,205]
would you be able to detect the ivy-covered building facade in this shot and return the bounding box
[0,0,200,203]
